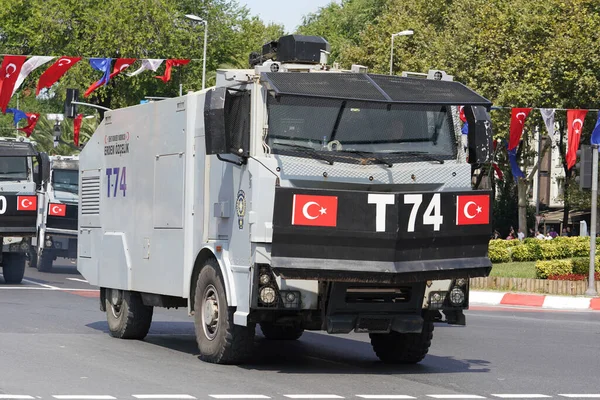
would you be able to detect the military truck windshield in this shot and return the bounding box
[53,169,79,194]
[0,156,27,180]
[266,96,457,164]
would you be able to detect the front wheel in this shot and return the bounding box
[2,253,26,284]
[194,258,255,364]
[370,320,434,364]
[105,289,153,339]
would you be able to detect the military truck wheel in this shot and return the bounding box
[194,258,255,364]
[260,322,304,340]
[2,253,26,284]
[37,250,53,273]
[105,289,153,340]
[369,320,434,364]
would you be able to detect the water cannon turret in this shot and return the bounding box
[249,35,331,67]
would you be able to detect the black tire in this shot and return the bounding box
[37,250,53,272]
[2,253,26,284]
[194,258,255,364]
[369,321,434,364]
[105,290,153,340]
[260,322,304,340]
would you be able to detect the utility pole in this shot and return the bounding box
[586,144,598,296]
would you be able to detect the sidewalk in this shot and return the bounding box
[470,290,600,311]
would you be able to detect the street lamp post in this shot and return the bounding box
[389,30,414,75]
[185,14,208,90]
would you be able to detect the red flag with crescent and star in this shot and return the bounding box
[508,108,532,150]
[17,113,40,137]
[155,59,190,83]
[566,109,588,170]
[84,58,136,97]
[36,56,82,95]
[0,55,27,113]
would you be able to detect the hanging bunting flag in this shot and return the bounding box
[508,107,533,150]
[458,106,467,123]
[12,56,54,97]
[17,113,40,137]
[539,108,556,141]
[590,111,600,147]
[155,59,190,83]
[127,59,164,77]
[73,113,83,147]
[0,55,28,113]
[492,139,504,181]
[461,121,468,135]
[84,58,136,97]
[36,56,82,95]
[6,108,28,126]
[566,109,588,170]
[507,147,525,181]
[83,58,112,98]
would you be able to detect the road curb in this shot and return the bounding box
[469,290,600,311]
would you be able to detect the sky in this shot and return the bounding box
[239,0,340,33]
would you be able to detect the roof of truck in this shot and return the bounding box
[0,139,37,157]
[260,72,492,106]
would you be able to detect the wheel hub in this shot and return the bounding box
[201,285,219,340]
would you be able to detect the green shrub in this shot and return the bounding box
[572,257,600,274]
[511,244,535,261]
[538,241,565,259]
[489,246,511,263]
[489,239,520,248]
[535,260,573,279]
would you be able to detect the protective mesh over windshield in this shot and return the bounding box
[0,141,37,157]
[266,96,457,163]
[261,72,492,106]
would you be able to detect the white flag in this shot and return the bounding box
[127,59,164,77]
[12,56,55,97]
[539,108,555,140]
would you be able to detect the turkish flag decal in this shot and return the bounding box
[456,195,489,225]
[292,194,338,227]
[17,196,37,211]
[49,203,66,217]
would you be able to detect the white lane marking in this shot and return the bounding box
[428,396,486,399]
[52,397,116,400]
[22,277,61,290]
[285,397,344,399]
[209,396,271,399]
[66,278,89,283]
[559,396,600,398]
[132,396,197,399]
[357,397,416,399]
[492,396,551,398]
[0,396,35,399]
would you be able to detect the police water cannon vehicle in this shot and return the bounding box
[31,155,79,272]
[0,137,50,284]
[77,34,494,364]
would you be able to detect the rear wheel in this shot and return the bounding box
[2,253,26,284]
[369,320,434,364]
[260,322,304,340]
[37,250,53,272]
[194,258,255,364]
[105,289,153,339]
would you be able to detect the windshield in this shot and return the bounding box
[266,96,457,164]
[52,169,79,194]
[0,156,27,180]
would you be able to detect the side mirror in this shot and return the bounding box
[203,87,250,157]
[204,87,230,155]
[463,105,493,164]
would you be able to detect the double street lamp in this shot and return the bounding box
[185,14,208,90]
[389,30,414,75]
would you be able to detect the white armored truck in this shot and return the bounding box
[0,137,50,284]
[78,35,495,364]
[31,155,79,272]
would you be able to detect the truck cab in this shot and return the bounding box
[0,137,49,284]
[31,155,79,272]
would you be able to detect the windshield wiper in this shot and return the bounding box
[339,150,393,168]
[274,143,335,165]
[386,151,445,164]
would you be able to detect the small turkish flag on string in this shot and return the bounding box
[566,109,588,170]
[0,55,27,113]
[508,108,532,150]
[73,113,83,146]
[291,194,338,227]
[17,113,40,137]
[49,203,66,217]
[36,56,81,95]
[84,58,136,97]
[456,194,490,225]
[155,59,190,83]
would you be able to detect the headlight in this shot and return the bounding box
[455,278,466,287]
[259,273,270,285]
[259,287,277,304]
[449,287,466,306]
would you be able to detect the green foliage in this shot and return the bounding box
[572,257,600,275]
[488,245,511,264]
[535,260,573,279]
[490,261,537,279]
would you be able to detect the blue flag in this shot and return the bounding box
[591,111,600,147]
[89,58,112,87]
[507,147,525,182]
[461,121,468,135]
[6,108,28,126]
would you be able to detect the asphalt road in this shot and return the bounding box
[1,259,599,399]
